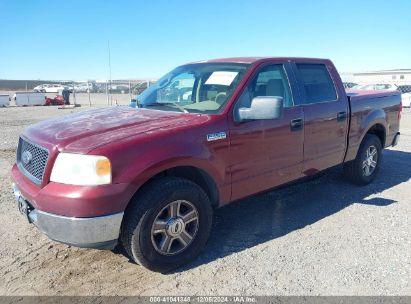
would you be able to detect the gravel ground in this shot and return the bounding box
[0,105,410,296]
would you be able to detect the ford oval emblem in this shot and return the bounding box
[22,150,33,165]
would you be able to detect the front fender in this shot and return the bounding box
[129,149,225,191]
[93,130,230,204]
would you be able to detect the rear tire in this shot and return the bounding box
[120,177,213,273]
[343,134,382,185]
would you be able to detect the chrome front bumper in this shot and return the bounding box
[12,183,123,249]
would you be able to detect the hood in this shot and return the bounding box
[23,106,209,153]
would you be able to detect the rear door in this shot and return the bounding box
[291,61,349,174]
[229,62,304,201]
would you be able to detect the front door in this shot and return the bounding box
[229,63,304,201]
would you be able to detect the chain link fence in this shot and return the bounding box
[0,79,157,107]
[59,80,156,106]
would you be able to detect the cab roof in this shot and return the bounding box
[189,57,330,65]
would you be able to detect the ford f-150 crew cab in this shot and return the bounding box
[11,57,401,272]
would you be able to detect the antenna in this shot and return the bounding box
[108,40,112,105]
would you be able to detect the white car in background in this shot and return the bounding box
[33,84,67,93]
[398,85,411,107]
[349,83,411,107]
[44,84,68,93]
[33,84,53,92]
[74,83,93,93]
[350,83,398,91]
[402,93,411,107]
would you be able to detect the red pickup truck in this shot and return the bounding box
[12,57,401,272]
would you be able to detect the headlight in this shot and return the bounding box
[50,153,111,185]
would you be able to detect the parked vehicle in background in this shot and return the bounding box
[94,83,130,94]
[94,83,107,93]
[73,83,90,93]
[110,84,129,94]
[33,84,49,92]
[350,83,398,91]
[11,57,401,272]
[401,94,411,107]
[132,81,156,95]
[343,82,358,89]
[33,84,68,93]
[47,84,68,93]
[350,83,411,107]
[398,85,411,107]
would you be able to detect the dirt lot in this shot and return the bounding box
[0,105,410,296]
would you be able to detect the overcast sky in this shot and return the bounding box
[0,0,410,80]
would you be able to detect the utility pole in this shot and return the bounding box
[106,81,109,105]
[129,80,132,101]
[87,80,91,106]
[72,81,76,105]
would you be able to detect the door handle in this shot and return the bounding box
[337,111,347,121]
[290,118,303,131]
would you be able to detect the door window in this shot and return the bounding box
[235,64,293,115]
[296,64,337,104]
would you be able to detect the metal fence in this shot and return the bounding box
[59,80,156,106]
[0,79,158,107]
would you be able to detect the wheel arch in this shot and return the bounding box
[345,108,388,162]
[359,108,387,147]
[365,123,386,147]
[149,166,219,208]
[350,122,386,161]
[127,164,221,211]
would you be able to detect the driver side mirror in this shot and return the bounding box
[237,96,283,122]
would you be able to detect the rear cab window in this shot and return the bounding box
[295,64,338,104]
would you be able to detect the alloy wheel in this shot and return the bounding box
[362,145,378,176]
[151,200,199,255]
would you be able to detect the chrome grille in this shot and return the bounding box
[17,137,49,184]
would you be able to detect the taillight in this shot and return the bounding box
[399,101,402,120]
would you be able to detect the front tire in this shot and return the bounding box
[120,177,213,272]
[344,134,382,185]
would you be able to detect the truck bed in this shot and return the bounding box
[346,89,400,101]
[345,90,401,162]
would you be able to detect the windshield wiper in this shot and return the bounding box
[145,102,189,113]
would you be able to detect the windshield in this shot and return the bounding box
[137,63,249,114]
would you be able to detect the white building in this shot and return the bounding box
[352,69,411,85]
